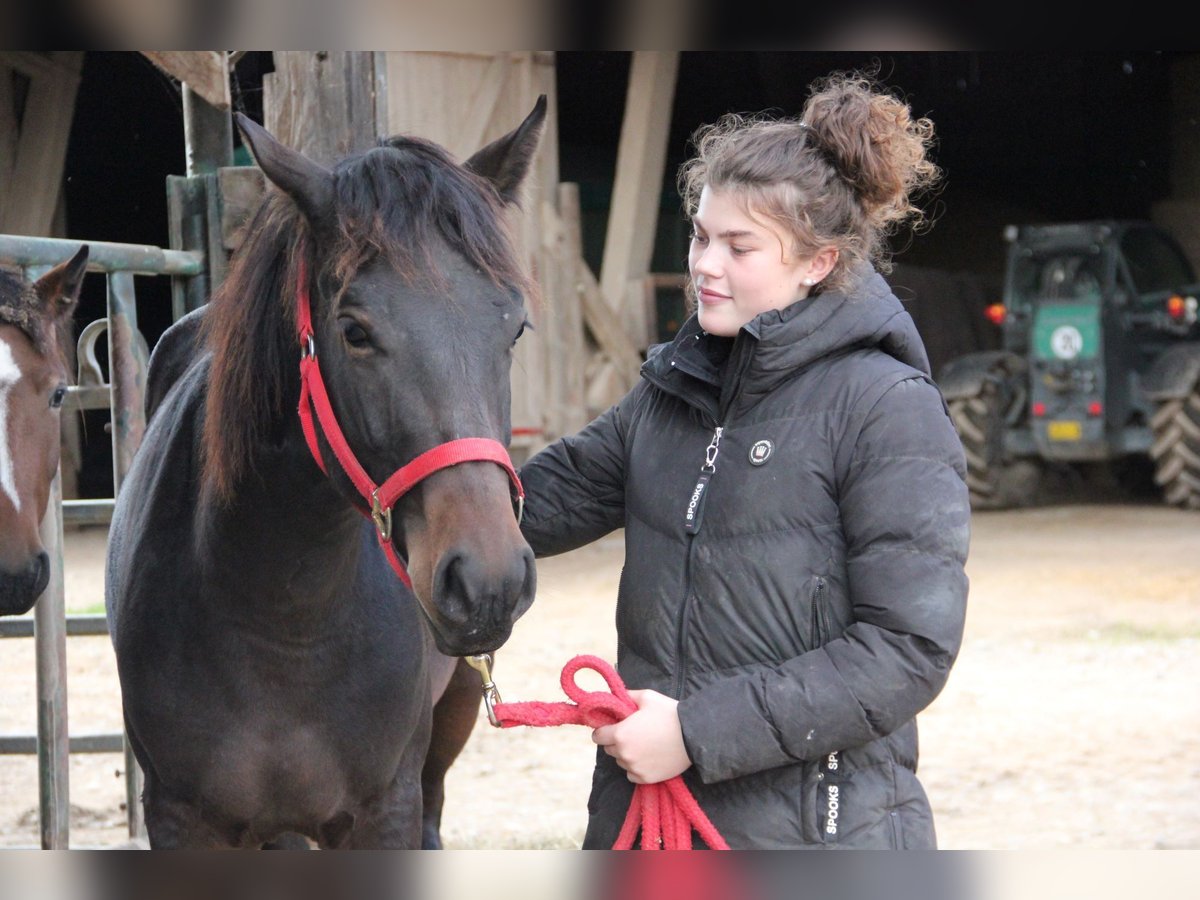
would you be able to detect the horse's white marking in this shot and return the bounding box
[0,337,22,512]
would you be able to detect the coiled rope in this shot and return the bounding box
[492,654,730,850]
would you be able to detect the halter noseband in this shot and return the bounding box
[294,259,525,589]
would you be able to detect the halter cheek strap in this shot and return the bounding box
[294,259,524,589]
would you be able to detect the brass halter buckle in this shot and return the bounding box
[370,488,392,543]
[465,653,503,727]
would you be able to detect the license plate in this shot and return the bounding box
[1048,420,1082,441]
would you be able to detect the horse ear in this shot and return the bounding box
[33,244,88,321]
[234,112,335,227]
[463,94,547,205]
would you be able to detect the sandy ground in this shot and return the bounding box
[1,502,1198,850]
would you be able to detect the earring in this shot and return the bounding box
[803,277,815,286]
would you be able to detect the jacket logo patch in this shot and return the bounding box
[748,439,773,466]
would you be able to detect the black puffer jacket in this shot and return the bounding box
[518,270,970,849]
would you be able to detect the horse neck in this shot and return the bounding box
[198,424,375,625]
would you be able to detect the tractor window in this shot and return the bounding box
[1012,253,1104,305]
[1121,228,1194,293]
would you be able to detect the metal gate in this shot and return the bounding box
[0,234,206,848]
[0,62,238,846]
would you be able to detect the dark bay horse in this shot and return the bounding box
[105,101,545,848]
[0,246,87,616]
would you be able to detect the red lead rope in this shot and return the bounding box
[492,655,730,850]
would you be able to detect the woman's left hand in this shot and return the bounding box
[592,689,692,784]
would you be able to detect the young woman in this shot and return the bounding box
[518,71,970,849]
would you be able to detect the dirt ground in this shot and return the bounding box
[1,501,1198,850]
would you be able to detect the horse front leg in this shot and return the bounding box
[141,773,237,849]
[419,655,485,849]
[340,771,425,849]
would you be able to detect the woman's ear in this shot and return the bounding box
[805,247,839,286]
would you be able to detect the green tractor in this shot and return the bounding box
[938,220,1200,510]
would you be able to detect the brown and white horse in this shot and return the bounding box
[0,246,87,616]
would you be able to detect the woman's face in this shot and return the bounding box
[688,186,824,337]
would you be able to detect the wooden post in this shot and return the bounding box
[598,52,679,348]
[0,52,84,236]
[548,184,589,435]
[263,52,378,165]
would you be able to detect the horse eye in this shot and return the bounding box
[341,320,370,348]
[50,386,68,409]
[513,319,533,347]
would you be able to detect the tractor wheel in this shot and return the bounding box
[947,379,1041,510]
[1150,385,1200,510]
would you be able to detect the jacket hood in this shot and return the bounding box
[645,268,931,411]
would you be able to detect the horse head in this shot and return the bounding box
[0,246,87,615]
[231,104,546,656]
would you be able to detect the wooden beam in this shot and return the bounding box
[1,52,74,79]
[548,183,590,434]
[598,51,679,347]
[577,259,644,384]
[141,52,231,110]
[0,51,83,236]
[0,60,17,205]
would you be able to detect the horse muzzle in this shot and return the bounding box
[425,540,536,656]
[0,550,50,616]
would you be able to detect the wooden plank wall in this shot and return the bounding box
[263,52,378,167]
[379,51,592,460]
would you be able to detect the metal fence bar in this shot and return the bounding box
[0,234,203,276]
[104,270,148,840]
[1,234,186,848]
[33,473,69,849]
[0,733,125,755]
[107,272,148,488]
[0,614,109,638]
[61,499,114,527]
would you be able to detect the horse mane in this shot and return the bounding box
[201,134,531,501]
[0,266,74,373]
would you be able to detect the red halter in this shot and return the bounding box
[294,259,525,589]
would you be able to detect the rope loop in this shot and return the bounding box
[492,655,730,850]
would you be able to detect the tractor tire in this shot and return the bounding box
[1150,385,1200,510]
[947,380,1041,510]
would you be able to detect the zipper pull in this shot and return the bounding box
[683,426,723,534]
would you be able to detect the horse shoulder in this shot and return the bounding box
[145,305,207,421]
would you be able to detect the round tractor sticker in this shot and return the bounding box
[1050,325,1084,359]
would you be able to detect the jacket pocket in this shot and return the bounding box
[809,575,831,649]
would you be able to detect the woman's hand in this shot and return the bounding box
[592,689,692,784]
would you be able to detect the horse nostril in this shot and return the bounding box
[433,552,470,624]
[0,552,50,616]
[433,545,536,634]
[514,546,536,610]
[30,552,50,598]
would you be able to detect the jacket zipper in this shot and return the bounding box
[673,423,723,699]
[810,576,829,648]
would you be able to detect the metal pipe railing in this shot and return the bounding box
[2,233,197,847]
[0,234,203,277]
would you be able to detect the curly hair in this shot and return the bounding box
[677,70,941,295]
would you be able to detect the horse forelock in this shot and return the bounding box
[328,136,531,299]
[0,268,71,369]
